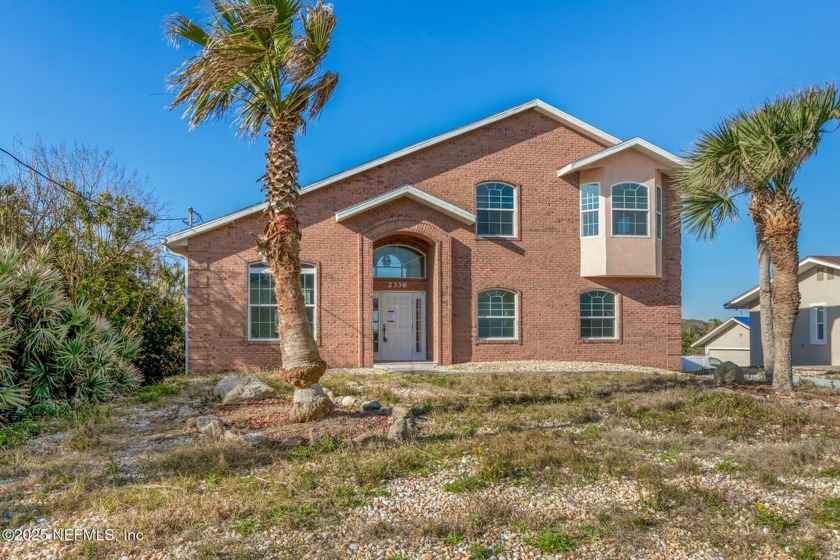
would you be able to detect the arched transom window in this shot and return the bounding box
[373,245,425,278]
[477,289,517,339]
[476,182,515,237]
[580,290,616,339]
[611,182,649,236]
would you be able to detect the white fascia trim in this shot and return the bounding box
[335,185,475,225]
[161,201,268,248]
[558,137,685,177]
[691,317,750,348]
[161,100,620,248]
[724,256,840,309]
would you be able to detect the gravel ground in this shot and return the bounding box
[435,361,677,376]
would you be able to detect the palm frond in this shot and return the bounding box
[680,189,739,241]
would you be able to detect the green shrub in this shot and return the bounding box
[0,242,140,418]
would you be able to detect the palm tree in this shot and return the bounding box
[679,85,840,391]
[166,0,338,421]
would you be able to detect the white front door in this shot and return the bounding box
[375,292,425,361]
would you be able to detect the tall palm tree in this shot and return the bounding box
[166,0,338,421]
[679,85,840,392]
[678,119,776,379]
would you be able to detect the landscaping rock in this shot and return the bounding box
[290,383,334,423]
[324,388,336,402]
[714,361,745,385]
[194,415,225,439]
[279,435,308,447]
[362,400,381,411]
[177,405,198,419]
[340,396,358,407]
[214,376,278,404]
[388,408,417,441]
[243,433,269,445]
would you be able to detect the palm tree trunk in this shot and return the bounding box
[260,117,331,422]
[763,196,802,393]
[755,225,775,377]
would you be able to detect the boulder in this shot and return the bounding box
[324,388,336,402]
[177,405,198,419]
[388,408,417,441]
[243,433,269,445]
[194,415,225,439]
[290,383,334,423]
[713,361,745,385]
[214,376,278,404]
[340,396,358,408]
[362,400,381,411]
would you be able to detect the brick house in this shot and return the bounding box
[163,100,683,373]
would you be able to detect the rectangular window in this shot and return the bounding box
[656,185,663,240]
[811,305,826,344]
[415,298,422,353]
[580,183,600,237]
[248,263,316,341]
[580,290,617,339]
[373,297,379,354]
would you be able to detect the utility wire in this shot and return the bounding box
[0,146,196,225]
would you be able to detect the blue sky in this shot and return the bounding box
[2,0,839,320]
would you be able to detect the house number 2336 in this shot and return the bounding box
[387,282,408,289]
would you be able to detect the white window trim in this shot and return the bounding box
[579,183,601,238]
[476,289,519,341]
[580,290,619,340]
[655,185,663,240]
[610,182,650,238]
[247,262,317,342]
[475,182,518,239]
[373,244,427,280]
[811,303,827,345]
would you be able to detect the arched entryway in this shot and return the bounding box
[372,238,429,362]
[358,217,453,367]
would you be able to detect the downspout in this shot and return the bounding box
[163,243,189,375]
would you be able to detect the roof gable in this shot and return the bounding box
[162,99,620,248]
[691,317,750,348]
[334,185,475,225]
[725,256,840,309]
[557,137,685,177]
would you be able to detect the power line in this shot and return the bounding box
[0,146,194,225]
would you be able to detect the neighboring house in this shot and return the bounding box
[163,99,683,373]
[725,256,840,366]
[690,317,751,366]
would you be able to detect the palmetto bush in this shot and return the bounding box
[0,241,141,416]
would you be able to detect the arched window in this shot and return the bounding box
[611,182,648,236]
[477,289,517,339]
[476,182,515,237]
[580,290,616,339]
[248,262,317,340]
[373,245,425,278]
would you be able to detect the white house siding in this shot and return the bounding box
[749,266,840,366]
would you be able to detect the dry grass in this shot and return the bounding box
[2,369,840,558]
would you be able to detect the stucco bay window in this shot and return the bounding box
[580,183,600,237]
[476,182,515,237]
[248,263,316,340]
[580,290,617,339]
[477,289,517,339]
[612,182,649,237]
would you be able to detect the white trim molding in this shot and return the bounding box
[558,137,685,178]
[162,99,620,249]
[335,185,475,225]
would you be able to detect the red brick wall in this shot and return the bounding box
[184,109,682,372]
